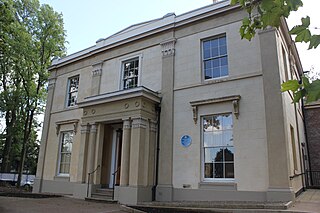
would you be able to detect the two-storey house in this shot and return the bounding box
[33,0,307,205]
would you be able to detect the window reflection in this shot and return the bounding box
[203,114,234,179]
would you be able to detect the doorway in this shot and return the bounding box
[100,124,122,188]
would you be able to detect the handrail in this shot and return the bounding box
[112,166,121,200]
[290,172,305,180]
[86,165,100,197]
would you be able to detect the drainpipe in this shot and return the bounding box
[301,91,312,185]
[152,104,161,201]
[293,97,305,191]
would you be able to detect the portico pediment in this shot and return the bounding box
[77,87,160,123]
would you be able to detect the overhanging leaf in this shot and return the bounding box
[281,80,300,92]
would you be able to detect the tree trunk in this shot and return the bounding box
[1,111,16,173]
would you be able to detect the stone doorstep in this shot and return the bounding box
[85,196,118,204]
[134,201,293,210]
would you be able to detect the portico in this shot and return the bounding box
[76,87,160,204]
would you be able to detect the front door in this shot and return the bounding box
[109,127,122,188]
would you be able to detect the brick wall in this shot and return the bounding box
[305,105,320,171]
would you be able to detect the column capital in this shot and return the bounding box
[132,117,147,129]
[90,123,98,133]
[149,120,157,132]
[122,119,131,129]
[48,78,56,90]
[92,62,103,76]
[160,38,176,57]
[80,124,90,134]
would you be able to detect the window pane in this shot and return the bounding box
[222,114,232,130]
[212,132,223,146]
[220,45,227,55]
[212,115,221,130]
[203,117,213,132]
[202,36,228,80]
[213,68,220,78]
[203,40,211,50]
[204,60,212,69]
[59,132,73,174]
[202,113,234,180]
[204,147,214,162]
[211,47,219,57]
[205,69,212,79]
[223,130,233,146]
[67,76,79,107]
[212,148,224,162]
[214,163,224,178]
[204,132,213,147]
[220,56,228,66]
[219,37,226,46]
[204,163,213,178]
[225,163,234,178]
[212,58,220,68]
[220,66,228,77]
[210,39,219,48]
[123,58,139,89]
[224,147,234,162]
[204,49,211,59]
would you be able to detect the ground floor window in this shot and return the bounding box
[58,131,73,175]
[203,113,234,180]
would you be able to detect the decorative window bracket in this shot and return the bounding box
[190,95,241,124]
[56,119,80,135]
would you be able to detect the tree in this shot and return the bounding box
[231,0,320,103]
[0,0,66,187]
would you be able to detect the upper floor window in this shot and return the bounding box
[58,131,73,175]
[203,114,234,180]
[203,35,228,80]
[67,75,79,107]
[122,58,139,90]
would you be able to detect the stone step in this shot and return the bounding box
[85,196,117,204]
[91,192,113,199]
[95,188,114,196]
[137,201,293,210]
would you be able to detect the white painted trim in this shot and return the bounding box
[109,129,117,188]
[118,54,143,90]
[57,131,73,176]
[200,114,235,182]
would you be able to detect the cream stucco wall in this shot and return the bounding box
[99,46,162,94]
[173,77,268,191]
[35,3,305,202]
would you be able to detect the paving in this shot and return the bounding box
[0,196,128,213]
[288,189,320,213]
[0,189,319,213]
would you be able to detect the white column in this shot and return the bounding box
[120,119,131,186]
[86,123,97,183]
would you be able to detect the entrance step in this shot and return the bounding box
[95,188,114,197]
[85,196,117,204]
[89,187,116,202]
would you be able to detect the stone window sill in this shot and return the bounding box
[199,181,237,190]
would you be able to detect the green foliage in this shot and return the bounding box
[281,77,320,103]
[233,0,320,103]
[0,0,66,175]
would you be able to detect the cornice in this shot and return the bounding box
[48,1,237,70]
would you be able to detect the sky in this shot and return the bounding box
[0,1,319,134]
[37,0,320,74]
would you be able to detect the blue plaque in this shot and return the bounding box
[181,135,192,147]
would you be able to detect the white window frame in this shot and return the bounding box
[119,55,142,90]
[202,34,229,80]
[201,113,235,182]
[57,131,73,176]
[66,75,79,107]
